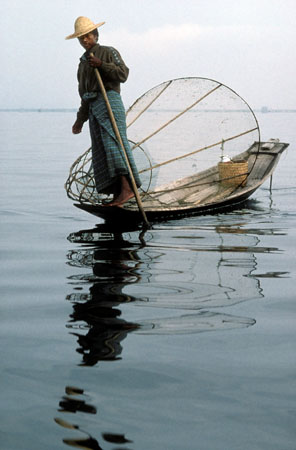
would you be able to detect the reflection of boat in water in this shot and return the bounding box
[57,221,283,448]
[65,77,288,223]
[64,222,271,365]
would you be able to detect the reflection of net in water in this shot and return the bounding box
[65,77,260,204]
[66,224,263,338]
[136,311,255,335]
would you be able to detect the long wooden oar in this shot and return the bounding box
[90,54,150,227]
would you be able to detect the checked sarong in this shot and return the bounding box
[88,90,141,193]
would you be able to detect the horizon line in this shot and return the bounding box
[1,107,296,113]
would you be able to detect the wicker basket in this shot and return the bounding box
[218,160,248,187]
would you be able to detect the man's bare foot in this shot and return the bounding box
[103,191,135,207]
[101,176,135,207]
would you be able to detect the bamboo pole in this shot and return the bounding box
[138,127,258,174]
[90,54,150,227]
[126,80,172,128]
[130,84,222,151]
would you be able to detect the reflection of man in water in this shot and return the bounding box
[72,319,132,366]
[69,281,140,366]
[66,229,145,366]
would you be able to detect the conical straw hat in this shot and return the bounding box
[65,16,105,40]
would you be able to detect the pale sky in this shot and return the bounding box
[1,0,295,110]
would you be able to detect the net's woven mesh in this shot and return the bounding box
[65,141,153,204]
[65,77,260,205]
[65,146,99,204]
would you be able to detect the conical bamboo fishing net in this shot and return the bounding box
[65,77,260,205]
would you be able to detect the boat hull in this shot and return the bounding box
[73,140,289,223]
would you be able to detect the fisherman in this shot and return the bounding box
[65,16,141,207]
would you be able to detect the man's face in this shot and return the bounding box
[78,32,97,50]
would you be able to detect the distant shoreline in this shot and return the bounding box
[1,108,296,113]
[0,108,77,113]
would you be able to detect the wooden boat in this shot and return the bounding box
[66,78,289,223]
[74,139,288,223]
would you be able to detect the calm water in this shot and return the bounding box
[1,111,295,450]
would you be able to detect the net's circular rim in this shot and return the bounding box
[127,76,261,153]
[66,76,261,205]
